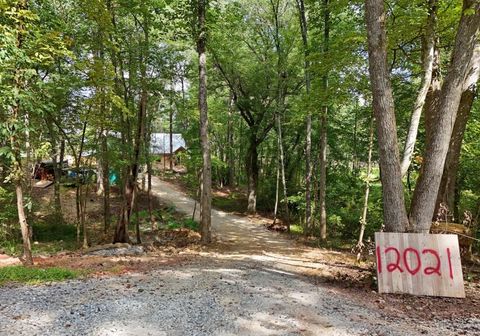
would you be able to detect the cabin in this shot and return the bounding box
[150,133,186,170]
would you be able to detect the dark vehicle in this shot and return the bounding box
[62,167,96,185]
[33,161,67,180]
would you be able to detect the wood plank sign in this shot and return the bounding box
[375,232,465,298]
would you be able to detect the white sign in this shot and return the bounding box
[375,232,465,298]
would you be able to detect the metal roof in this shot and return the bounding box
[150,133,186,154]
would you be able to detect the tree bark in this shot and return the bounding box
[400,0,438,176]
[356,116,375,249]
[410,1,480,233]
[144,119,156,230]
[365,0,409,232]
[318,0,329,240]
[424,46,442,151]
[15,183,32,265]
[76,122,87,244]
[435,42,480,216]
[273,150,280,225]
[227,94,235,186]
[271,0,289,230]
[56,140,65,215]
[169,87,174,171]
[276,114,289,230]
[295,0,313,232]
[198,0,212,244]
[246,134,259,214]
[101,131,110,234]
[318,105,328,239]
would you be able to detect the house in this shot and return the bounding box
[150,133,186,169]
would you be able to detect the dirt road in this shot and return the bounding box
[151,177,300,254]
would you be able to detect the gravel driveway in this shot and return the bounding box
[0,178,477,335]
[1,257,467,336]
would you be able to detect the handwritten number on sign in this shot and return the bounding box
[377,247,455,279]
[403,248,421,275]
[385,247,404,273]
[422,249,441,276]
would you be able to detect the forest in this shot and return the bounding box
[0,0,480,304]
[1,0,480,334]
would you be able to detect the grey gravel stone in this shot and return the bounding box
[0,259,470,336]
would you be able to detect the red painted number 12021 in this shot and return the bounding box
[376,246,454,279]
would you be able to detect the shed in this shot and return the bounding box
[150,133,186,169]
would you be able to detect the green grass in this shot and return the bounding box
[0,266,79,285]
[289,224,304,235]
[128,206,199,232]
[166,218,199,231]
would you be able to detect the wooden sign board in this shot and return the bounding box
[375,232,465,298]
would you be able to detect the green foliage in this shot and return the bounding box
[0,186,19,245]
[32,221,76,243]
[324,168,364,237]
[157,205,198,231]
[0,0,476,254]
[0,266,78,285]
[289,224,303,235]
[166,218,199,231]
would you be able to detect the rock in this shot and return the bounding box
[84,244,145,257]
[0,254,22,266]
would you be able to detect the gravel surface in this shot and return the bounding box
[0,258,469,336]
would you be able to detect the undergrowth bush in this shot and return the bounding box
[0,187,20,250]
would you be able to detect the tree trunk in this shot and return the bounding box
[198,0,212,244]
[435,42,480,216]
[101,131,110,234]
[273,152,280,225]
[424,46,442,150]
[114,12,150,243]
[318,0,329,240]
[169,90,174,172]
[227,94,235,186]
[400,0,438,176]
[55,140,65,216]
[16,183,33,265]
[276,114,289,230]
[318,105,328,239]
[46,119,63,218]
[10,0,33,265]
[295,0,313,232]
[356,116,375,249]
[365,0,409,232]
[144,123,156,230]
[271,0,289,230]
[81,181,89,248]
[246,134,259,214]
[96,154,104,196]
[76,122,87,244]
[410,1,480,233]
[11,112,33,265]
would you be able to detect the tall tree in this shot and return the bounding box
[410,0,480,232]
[435,42,480,217]
[318,0,329,240]
[295,0,313,232]
[400,0,438,176]
[365,0,409,232]
[197,0,212,243]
